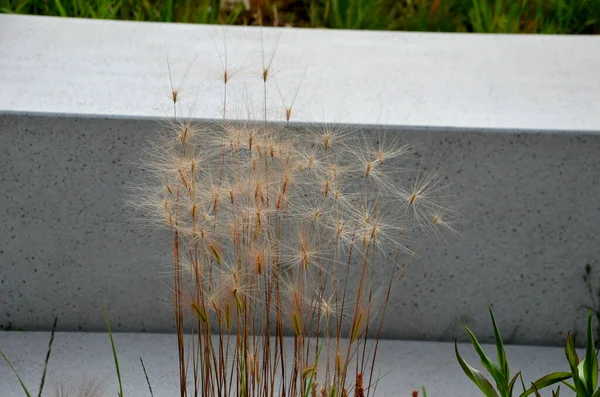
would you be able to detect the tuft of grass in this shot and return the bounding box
[127,25,458,397]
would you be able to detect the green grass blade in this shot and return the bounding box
[492,0,503,31]
[422,386,427,397]
[552,384,560,397]
[482,0,493,31]
[471,0,483,31]
[520,372,527,393]
[140,356,154,397]
[519,372,572,397]
[38,317,58,397]
[585,309,598,391]
[455,341,500,397]
[165,0,173,22]
[464,326,507,393]
[304,338,325,397]
[54,0,67,16]
[105,311,124,397]
[0,350,32,397]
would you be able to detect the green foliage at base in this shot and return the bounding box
[456,307,600,397]
[1,0,598,33]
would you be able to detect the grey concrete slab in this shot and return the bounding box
[1,113,599,345]
[1,15,600,345]
[0,15,599,131]
[0,332,575,396]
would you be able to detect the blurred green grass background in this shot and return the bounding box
[1,0,598,33]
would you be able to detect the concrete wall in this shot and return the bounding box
[1,15,600,345]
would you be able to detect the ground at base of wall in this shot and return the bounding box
[0,332,572,396]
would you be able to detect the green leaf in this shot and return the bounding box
[422,386,427,397]
[585,310,598,392]
[552,384,560,397]
[489,306,509,379]
[464,326,507,393]
[565,332,588,395]
[519,372,572,397]
[565,332,580,372]
[0,349,32,397]
[592,388,600,397]
[455,341,500,397]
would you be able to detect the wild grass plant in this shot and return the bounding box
[126,27,457,397]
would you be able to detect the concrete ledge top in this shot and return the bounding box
[1,14,599,132]
[0,332,573,396]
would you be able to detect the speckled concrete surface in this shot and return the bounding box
[2,15,600,345]
[0,332,574,396]
[1,14,599,131]
[1,113,599,345]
